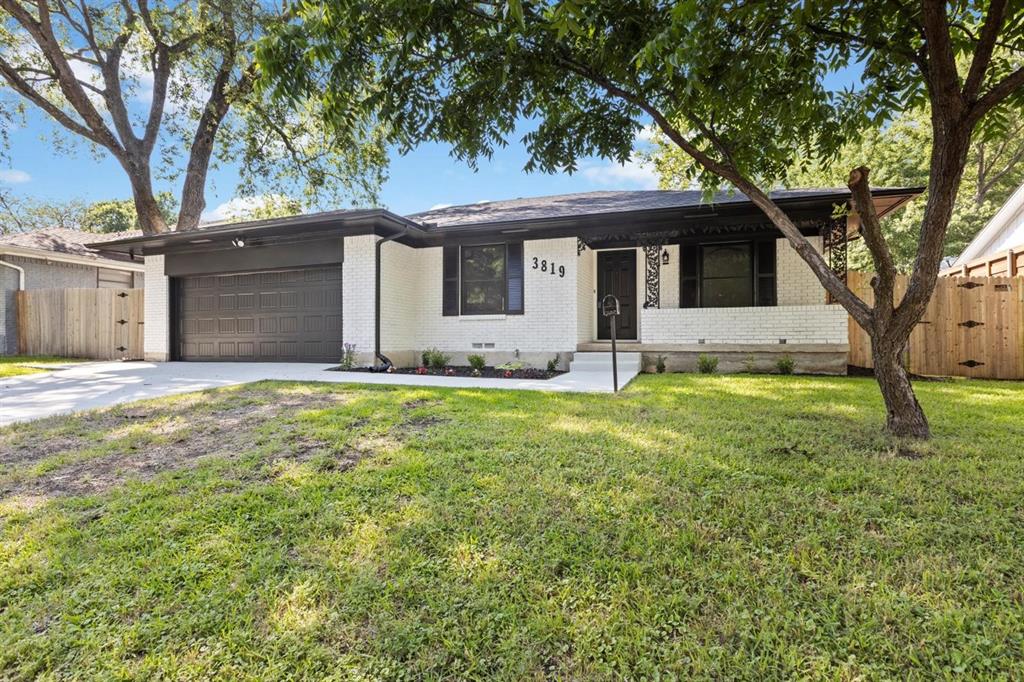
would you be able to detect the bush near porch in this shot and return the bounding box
[1,375,1022,679]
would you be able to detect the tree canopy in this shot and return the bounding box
[649,106,1024,270]
[0,0,387,234]
[260,0,1024,438]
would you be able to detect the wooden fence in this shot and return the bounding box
[847,271,1024,379]
[16,288,144,360]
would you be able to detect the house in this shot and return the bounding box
[0,228,145,355]
[943,181,1024,277]
[91,188,919,374]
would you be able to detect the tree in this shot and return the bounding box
[0,190,85,233]
[260,0,1024,439]
[0,0,387,235]
[81,192,177,232]
[650,106,1024,271]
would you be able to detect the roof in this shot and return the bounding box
[0,228,143,262]
[90,187,923,255]
[951,181,1024,266]
[409,188,868,227]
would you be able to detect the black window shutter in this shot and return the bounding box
[506,241,524,314]
[756,240,777,306]
[679,245,699,308]
[443,245,459,316]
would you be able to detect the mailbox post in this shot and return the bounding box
[601,294,621,392]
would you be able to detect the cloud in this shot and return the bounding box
[0,169,31,184]
[428,203,453,211]
[580,158,658,190]
[633,124,658,145]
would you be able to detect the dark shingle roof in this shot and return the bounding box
[406,189,855,228]
[0,228,144,262]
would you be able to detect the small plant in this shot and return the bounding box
[547,354,559,372]
[776,353,795,375]
[496,361,524,371]
[468,353,487,371]
[742,354,756,373]
[697,354,719,374]
[655,354,667,374]
[339,343,357,370]
[422,347,451,370]
[471,368,482,377]
[503,369,513,378]
[415,366,429,375]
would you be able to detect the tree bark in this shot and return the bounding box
[123,159,168,234]
[871,340,929,439]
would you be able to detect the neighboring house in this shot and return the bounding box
[944,181,1024,277]
[0,228,145,355]
[92,188,918,374]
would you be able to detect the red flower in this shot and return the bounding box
[416,366,428,375]
[503,370,513,378]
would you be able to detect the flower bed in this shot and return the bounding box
[331,365,564,380]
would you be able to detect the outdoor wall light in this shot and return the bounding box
[661,249,670,265]
[232,237,246,248]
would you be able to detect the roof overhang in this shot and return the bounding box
[89,209,425,256]
[88,187,923,255]
[0,245,144,271]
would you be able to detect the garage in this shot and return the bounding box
[175,265,342,362]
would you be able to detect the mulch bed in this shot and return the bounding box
[331,365,565,380]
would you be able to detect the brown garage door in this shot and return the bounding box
[176,266,342,362]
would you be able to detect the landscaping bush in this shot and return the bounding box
[697,354,718,374]
[655,354,667,374]
[776,353,795,375]
[339,343,357,370]
[422,347,451,369]
[467,354,487,371]
[547,354,559,372]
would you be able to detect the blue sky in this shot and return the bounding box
[0,65,860,221]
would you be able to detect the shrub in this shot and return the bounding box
[742,354,757,373]
[776,353,795,375]
[467,354,487,371]
[655,354,667,374]
[339,343,357,370]
[422,347,451,369]
[496,361,523,371]
[697,354,719,374]
[547,354,559,372]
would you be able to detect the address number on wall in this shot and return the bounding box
[532,257,566,278]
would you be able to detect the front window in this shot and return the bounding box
[680,240,776,308]
[460,244,506,314]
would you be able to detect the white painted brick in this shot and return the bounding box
[639,304,848,345]
[777,236,826,306]
[143,255,169,361]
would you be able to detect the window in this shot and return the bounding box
[679,240,776,308]
[460,244,507,314]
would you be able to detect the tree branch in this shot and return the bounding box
[962,0,1007,100]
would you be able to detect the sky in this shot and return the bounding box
[0,65,860,222]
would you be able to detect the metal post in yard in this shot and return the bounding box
[601,294,621,393]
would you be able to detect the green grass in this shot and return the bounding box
[0,355,84,378]
[1,375,1023,679]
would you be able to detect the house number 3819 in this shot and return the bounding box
[532,257,566,278]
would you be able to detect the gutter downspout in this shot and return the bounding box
[373,226,410,371]
[0,257,26,290]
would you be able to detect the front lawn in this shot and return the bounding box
[1,375,1022,679]
[0,356,84,379]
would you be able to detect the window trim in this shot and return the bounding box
[459,242,509,316]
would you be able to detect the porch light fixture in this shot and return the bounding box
[661,249,670,265]
[232,237,246,248]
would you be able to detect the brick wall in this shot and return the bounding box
[576,247,596,344]
[143,255,170,361]
[640,304,848,345]
[776,236,826,306]
[342,235,377,360]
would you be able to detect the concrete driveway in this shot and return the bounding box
[1,360,624,426]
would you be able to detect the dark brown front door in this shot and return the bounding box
[597,250,637,340]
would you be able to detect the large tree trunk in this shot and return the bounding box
[871,337,929,439]
[125,160,168,234]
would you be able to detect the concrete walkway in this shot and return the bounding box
[0,360,629,426]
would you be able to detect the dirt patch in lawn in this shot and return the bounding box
[0,387,365,503]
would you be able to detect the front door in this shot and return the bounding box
[597,250,637,340]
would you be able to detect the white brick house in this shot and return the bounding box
[94,188,919,374]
